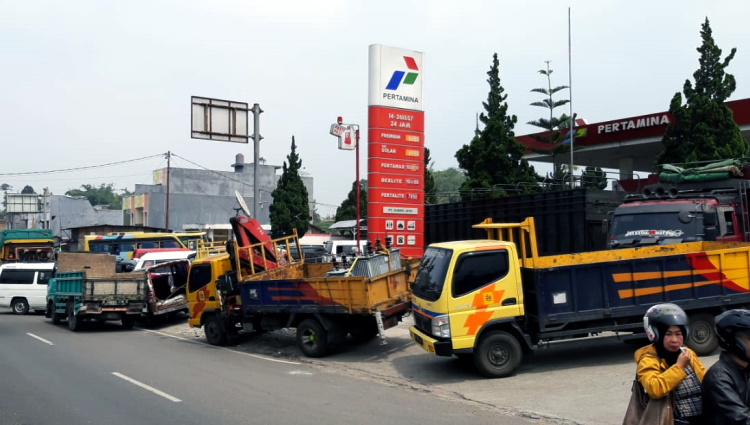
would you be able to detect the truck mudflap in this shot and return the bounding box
[378,299,411,325]
[409,326,453,357]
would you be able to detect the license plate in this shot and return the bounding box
[413,333,423,345]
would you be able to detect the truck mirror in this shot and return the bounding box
[601,219,609,234]
[703,210,717,226]
[678,210,694,224]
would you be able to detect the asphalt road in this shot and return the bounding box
[147,314,723,425]
[0,312,544,425]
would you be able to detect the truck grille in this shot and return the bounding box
[414,313,432,335]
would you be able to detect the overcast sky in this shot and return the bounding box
[1,1,748,218]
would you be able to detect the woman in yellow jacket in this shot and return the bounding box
[635,303,707,425]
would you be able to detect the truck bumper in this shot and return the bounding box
[409,326,453,357]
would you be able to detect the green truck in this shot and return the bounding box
[0,229,55,262]
[46,253,148,331]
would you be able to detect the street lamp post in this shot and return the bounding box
[330,117,361,252]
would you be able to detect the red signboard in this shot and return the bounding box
[367,142,423,161]
[368,108,425,133]
[368,105,425,258]
[369,158,423,175]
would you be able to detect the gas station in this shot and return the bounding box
[517,97,750,189]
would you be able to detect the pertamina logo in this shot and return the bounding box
[385,56,419,91]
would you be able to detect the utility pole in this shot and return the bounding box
[250,103,264,219]
[165,151,171,232]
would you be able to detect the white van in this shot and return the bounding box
[0,262,56,314]
[133,251,196,271]
[322,240,368,263]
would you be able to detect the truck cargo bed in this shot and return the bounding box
[522,241,750,335]
[239,251,411,317]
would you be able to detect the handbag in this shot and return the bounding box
[623,379,674,425]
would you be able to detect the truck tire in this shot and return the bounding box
[688,313,719,355]
[474,331,522,378]
[143,312,157,329]
[349,318,379,343]
[204,315,228,346]
[297,318,328,358]
[67,304,82,332]
[49,301,62,325]
[11,299,30,315]
[121,315,135,330]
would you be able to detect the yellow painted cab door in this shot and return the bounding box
[448,248,523,351]
[186,262,219,327]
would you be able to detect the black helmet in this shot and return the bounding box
[716,309,750,358]
[643,303,689,343]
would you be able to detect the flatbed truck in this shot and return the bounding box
[46,252,148,331]
[187,215,414,357]
[409,217,750,377]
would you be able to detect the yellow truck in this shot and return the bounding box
[409,217,750,377]
[187,216,415,357]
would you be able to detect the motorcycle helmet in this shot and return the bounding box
[643,303,689,343]
[716,309,750,359]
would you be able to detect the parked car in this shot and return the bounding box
[0,262,56,314]
[133,251,196,271]
[322,240,368,263]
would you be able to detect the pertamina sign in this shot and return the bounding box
[368,45,425,257]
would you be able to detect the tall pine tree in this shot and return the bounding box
[455,53,538,200]
[527,61,571,188]
[657,18,746,165]
[269,136,310,238]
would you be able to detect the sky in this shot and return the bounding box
[1,0,749,218]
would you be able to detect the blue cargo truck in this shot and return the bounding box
[409,217,750,377]
[46,253,148,331]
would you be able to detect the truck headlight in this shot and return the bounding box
[431,315,450,338]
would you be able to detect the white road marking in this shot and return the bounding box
[26,333,54,345]
[112,372,182,402]
[142,328,302,365]
[288,370,313,375]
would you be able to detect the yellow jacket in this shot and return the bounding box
[634,344,706,399]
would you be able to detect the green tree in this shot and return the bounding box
[657,18,746,164]
[335,179,367,222]
[432,168,466,203]
[66,183,127,209]
[269,136,310,238]
[455,53,538,200]
[423,147,436,204]
[581,166,607,190]
[0,184,11,215]
[526,61,572,188]
[21,185,35,194]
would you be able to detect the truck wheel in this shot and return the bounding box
[67,304,82,332]
[474,331,522,378]
[49,301,62,325]
[204,315,228,346]
[143,312,157,329]
[11,299,29,315]
[688,313,719,355]
[349,320,379,343]
[297,318,328,358]
[121,315,135,330]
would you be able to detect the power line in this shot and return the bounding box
[0,153,166,176]
[0,150,342,211]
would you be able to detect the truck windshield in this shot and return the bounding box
[609,212,700,248]
[411,247,452,302]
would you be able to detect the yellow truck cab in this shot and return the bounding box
[409,239,526,376]
[186,253,234,331]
